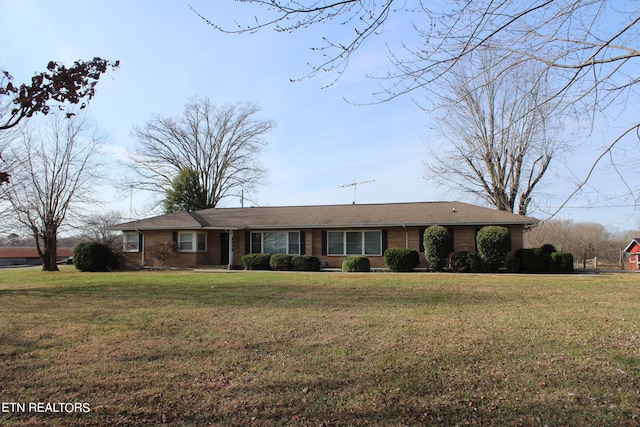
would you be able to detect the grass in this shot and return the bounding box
[0,267,639,426]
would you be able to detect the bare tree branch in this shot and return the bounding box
[201,1,640,215]
[128,96,274,208]
[546,122,640,220]
[0,58,119,131]
[4,112,104,270]
[424,49,565,215]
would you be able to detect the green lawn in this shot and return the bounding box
[0,267,639,426]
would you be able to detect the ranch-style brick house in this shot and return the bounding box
[114,201,538,270]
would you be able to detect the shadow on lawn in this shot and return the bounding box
[108,361,638,427]
[0,282,505,311]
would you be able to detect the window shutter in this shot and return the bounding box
[419,229,425,252]
[245,232,251,254]
[321,231,327,256]
[382,230,388,253]
[300,231,306,255]
[138,233,143,253]
[172,231,177,243]
[448,228,455,252]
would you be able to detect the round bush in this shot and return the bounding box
[384,248,419,272]
[423,225,453,271]
[241,253,272,270]
[342,256,370,272]
[269,254,293,271]
[476,226,511,272]
[73,242,120,272]
[450,251,484,273]
[290,255,321,271]
[516,248,550,272]
[551,252,574,272]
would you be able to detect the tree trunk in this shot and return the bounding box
[40,233,59,272]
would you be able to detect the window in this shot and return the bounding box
[178,232,207,252]
[251,232,262,253]
[123,232,141,252]
[264,231,287,254]
[327,231,382,256]
[346,232,362,255]
[288,232,300,254]
[179,233,193,251]
[251,231,300,254]
[328,232,344,255]
[364,231,381,255]
[197,233,206,251]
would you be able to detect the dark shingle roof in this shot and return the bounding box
[115,201,537,231]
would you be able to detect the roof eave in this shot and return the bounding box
[113,219,537,232]
[233,220,538,230]
[623,238,640,253]
[114,225,212,231]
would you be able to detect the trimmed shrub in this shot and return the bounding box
[290,255,321,271]
[423,225,453,271]
[476,226,511,272]
[384,248,419,272]
[241,253,272,270]
[551,252,574,272]
[541,244,557,254]
[342,256,370,272]
[73,242,120,272]
[506,256,521,273]
[270,254,293,271]
[515,248,550,272]
[450,251,484,273]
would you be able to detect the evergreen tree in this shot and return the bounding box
[164,168,208,213]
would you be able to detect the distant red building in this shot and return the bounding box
[624,239,640,270]
[0,247,74,267]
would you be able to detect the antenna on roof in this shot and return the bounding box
[337,179,375,204]
[126,183,142,221]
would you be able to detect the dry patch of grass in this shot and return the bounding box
[0,268,639,426]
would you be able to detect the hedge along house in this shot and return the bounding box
[113,201,538,270]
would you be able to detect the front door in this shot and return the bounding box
[220,232,229,265]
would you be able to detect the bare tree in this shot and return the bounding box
[527,219,631,267]
[0,58,118,189]
[128,96,274,208]
[576,222,611,264]
[425,50,565,215]
[82,210,125,248]
[199,1,640,212]
[4,113,104,271]
[150,240,177,270]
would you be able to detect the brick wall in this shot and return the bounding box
[122,230,229,269]
[121,224,526,270]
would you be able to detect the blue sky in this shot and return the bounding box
[0,1,637,230]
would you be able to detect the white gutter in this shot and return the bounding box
[227,230,234,270]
